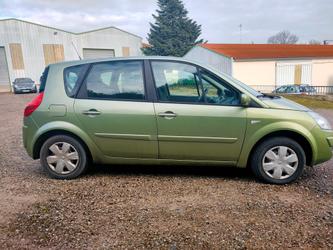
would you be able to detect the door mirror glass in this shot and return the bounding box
[240,94,251,106]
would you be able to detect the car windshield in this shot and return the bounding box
[16,78,33,83]
[230,78,262,97]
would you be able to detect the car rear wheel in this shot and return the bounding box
[40,135,88,179]
[250,137,306,184]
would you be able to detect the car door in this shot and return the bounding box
[73,60,158,159]
[150,60,247,163]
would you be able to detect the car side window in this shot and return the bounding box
[85,61,145,100]
[200,69,240,105]
[151,61,203,103]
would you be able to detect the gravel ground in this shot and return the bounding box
[0,93,332,249]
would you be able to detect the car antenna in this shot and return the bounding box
[71,41,82,60]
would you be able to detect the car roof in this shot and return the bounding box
[49,56,201,68]
[279,84,311,87]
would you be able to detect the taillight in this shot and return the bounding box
[24,92,44,117]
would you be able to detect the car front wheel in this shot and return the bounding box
[250,137,306,184]
[40,135,88,179]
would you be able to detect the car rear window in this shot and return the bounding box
[39,66,49,92]
[63,64,88,97]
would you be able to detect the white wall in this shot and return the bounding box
[76,28,142,58]
[0,19,142,91]
[312,59,333,86]
[234,58,333,87]
[233,60,276,86]
[184,46,232,75]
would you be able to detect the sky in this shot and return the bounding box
[0,0,332,44]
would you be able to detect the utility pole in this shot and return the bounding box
[239,24,242,44]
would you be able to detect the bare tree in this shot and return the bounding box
[308,39,321,45]
[267,30,299,44]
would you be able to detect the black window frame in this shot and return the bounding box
[76,59,148,102]
[149,59,246,107]
[39,66,50,93]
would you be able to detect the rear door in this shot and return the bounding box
[150,60,247,162]
[73,60,158,159]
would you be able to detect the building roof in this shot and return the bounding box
[200,43,333,60]
[141,42,151,48]
[0,18,142,39]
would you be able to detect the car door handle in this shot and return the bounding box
[158,111,177,119]
[82,109,101,116]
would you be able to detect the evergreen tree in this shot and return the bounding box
[143,0,203,56]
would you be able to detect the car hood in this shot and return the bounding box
[261,96,311,112]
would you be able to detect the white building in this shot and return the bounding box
[0,18,143,92]
[185,44,333,92]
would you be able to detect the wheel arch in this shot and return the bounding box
[33,130,94,163]
[246,130,313,167]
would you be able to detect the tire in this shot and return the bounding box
[250,137,306,184]
[40,135,88,179]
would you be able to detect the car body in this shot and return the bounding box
[273,84,317,95]
[22,57,333,184]
[13,78,38,94]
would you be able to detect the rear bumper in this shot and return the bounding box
[23,116,39,158]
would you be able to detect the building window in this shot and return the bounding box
[9,43,24,70]
[43,44,64,66]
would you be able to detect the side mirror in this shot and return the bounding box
[240,94,251,107]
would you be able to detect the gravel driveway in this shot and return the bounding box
[0,93,332,249]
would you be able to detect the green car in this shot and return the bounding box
[22,57,333,184]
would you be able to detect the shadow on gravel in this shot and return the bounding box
[87,164,254,181]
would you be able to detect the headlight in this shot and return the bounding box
[308,112,332,130]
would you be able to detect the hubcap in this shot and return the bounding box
[46,142,79,174]
[262,146,298,180]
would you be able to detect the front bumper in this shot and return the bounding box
[312,127,333,165]
[14,87,37,93]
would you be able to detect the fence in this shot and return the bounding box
[250,85,333,95]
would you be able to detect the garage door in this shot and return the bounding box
[276,63,312,86]
[0,47,10,90]
[83,49,115,59]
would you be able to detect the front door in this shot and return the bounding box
[74,60,158,159]
[150,61,247,162]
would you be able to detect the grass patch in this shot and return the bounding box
[283,95,333,109]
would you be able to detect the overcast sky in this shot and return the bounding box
[1,0,332,43]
